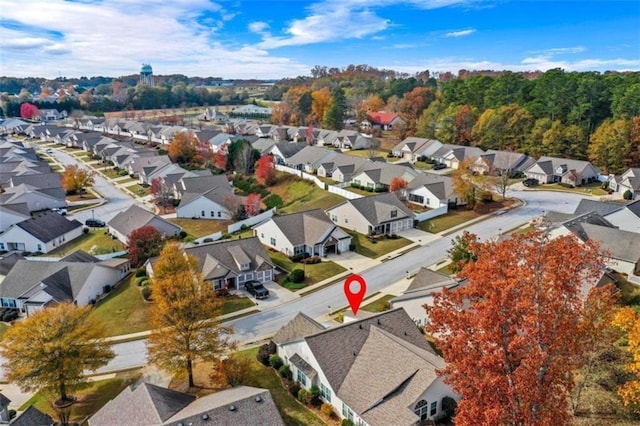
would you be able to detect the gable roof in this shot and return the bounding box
[272,312,325,345]
[108,205,181,238]
[573,199,624,217]
[15,211,82,242]
[304,308,436,392]
[406,267,456,292]
[60,250,101,263]
[89,382,195,426]
[567,222,640,263]
[625,199,640,218]
[11,405,54,426]
[329,193,414,227]
[407,173,455,199]
[261,209,351,247]
[366,111,401,126]
[0,392,9,407]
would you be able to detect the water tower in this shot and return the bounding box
[139,63,154,86]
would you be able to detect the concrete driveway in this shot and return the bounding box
[329,250,376,272]
[240,280,300,310]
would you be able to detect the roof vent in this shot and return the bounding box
[377,319,381,325]
[353,351,357,356]
[202,414,209,420]
[229,405,236,412]
[255,396,262,403]
[358,324,362,329]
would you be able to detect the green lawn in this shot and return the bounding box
[48,229,124,257]
[234,347,325,426]
[19,374,141,423]
[346,230,412,258]
[88,275,152,337]
[539,182,608,196]
[416,208,484,234]
[361,294,395,313]
[101,168,122,179]
[125,184,151,197]
[169,218,232,238]
[270,175,345,214]
[221,295,256,315]
[413,161,434,170]
[268,251,347,288]
[613,272,640,306]
[345,186,379,197]
[343,149,388,159]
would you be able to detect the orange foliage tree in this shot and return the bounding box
[62,164,95,195]
[255,155,276,186]
[613,307,640,410]
[245,193,262,216]
[311,87,332,125]
[389,177,408,199]
[426,231,617,425]
[168,132,198,164]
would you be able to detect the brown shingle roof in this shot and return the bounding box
[272,312,324,345]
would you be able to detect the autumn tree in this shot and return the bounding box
[147,242,235,388]
[128,225,164,267]
[427,231,616,425]
[446,230,478,273]
[398,86,435,134]
[255,155,276,186]
[311,87,331,125]
[168,132,198,165]
[214,148,228,171]
[356,94,386,122]
[20,102,39,120]
[150,177,174,213]
[389,177,408,200]
[62,164,95,195]
[245,193,262,216]
[0,303,114,409]
[452,158,490,209]
[613,307,640,410]
[588,118,631,174]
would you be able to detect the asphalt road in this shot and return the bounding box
[90,188,588,375]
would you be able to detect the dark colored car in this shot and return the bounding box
[432,163,447,170]
[85,218,106,227]
[244,280,269,299]
[522,178,539,187]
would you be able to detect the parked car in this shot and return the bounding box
[51,207,68,216]
[433,163,447,170]
[523,178,539,187]
[244,280,269,299]
[45,148,54,153]
[85,218,106,227]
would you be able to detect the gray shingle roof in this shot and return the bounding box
[11,405,54,426]
[16,211,82,242]
[0,392,9,407]
[60,250,100,263]
[568,222,640,263]
[108,205,181,238]
[573,199,623,217]
[304,308,435,392]
[625,199,640,218]
[290,353,318,379]
[330,193,414,227]
[406,267,456,292]
[272,312,324,345]
[262,209,351,247]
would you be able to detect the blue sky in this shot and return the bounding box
[1,0,638,79]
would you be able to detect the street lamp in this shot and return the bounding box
[92,209,95,220]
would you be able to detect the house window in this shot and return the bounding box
[210,211,215,217]
[0,243,4,250]
[217,211,221,218]
[261,233,264,238]
[331,215,337,222]
[270,237,276,246]
[342,403,354,421]
[297,369,307,387]
[408,194,424,204]
[320,383,331,402]
[201,210,205,217]
[390,209,397,218]
[430,401,437,416]
[414,400,428,418]
[344,218,348,224]
[294,246,305,255]
[37,244,42,251]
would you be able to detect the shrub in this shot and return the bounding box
[297,388,310,405]
[479,191,493,202]
[257,344,271,366]
[289,269,305,283]
[267,340,276,354]
[179,231,188,239]
[321,403,336,418]
[342,420,355,426]
[183,236,196,243]
[118,169,128,176]
[374,187,387,192]
[302,256,321,264]
[349,243,356,251]
[141,279,149,287]
[82,227,90,234]
[221,233,232,240]
[141,286,152,301]
[350,182,361,188]
[269,354,283,370]
[135,276,147,286]
[135,268,147,277]
[442,396,458,419]
[309,386,321,407]
[288,381,301,398]
[279,365,292,380]
[290,253,309,263]
[210,357,251,387]
[8,410,16,420]
[103,284,112,294]
[365,186,373,192]
[264,194,283,210]
[624,189,633,200]
[390,234,398,239]
[158,149,168,155]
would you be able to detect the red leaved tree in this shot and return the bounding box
[255,155,276,186]
[128,225,164,267]
[20,103,40,120]
[150,177,173,213]
[389,177,408,200]
[426,231,617,425]
[214,149,228,171]
[168,132,198,165]
[245,193,262,217]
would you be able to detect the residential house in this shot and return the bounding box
[524,156,600,186]
[317,154,367,182]
[316,129,340,147]
[39,109,67,121]
[9,406,54,426]
[266,142,308,164]
[273,308,457,425]
[0,183,66,214]
[610,168,640,199]
[391,137,443,162]
[0,255,130,315]
[407,173,458,208]
[432,144,484,169]
[326,192,415,236]
[0,393,9,424]
[349,162,419,192]
[0,118,29,134]
[89,382,283,426]
[146,237,275,291]
[108,205,182,244]
[335,131,373,150]
[9,172,65,200]
[231,104,273,117]
[605,200,640,234]
[174,175,235,220]
[127,155,171,178]
[198,107,230,122]
[255,125,274,138]
[390,268,464,326]
[362,111,406,131]
[285,146,337,172]
[0,212,83,253]
[471,150,535,176]
[0,203,30,233]
[254,209,352,257]
[139,162,198,186]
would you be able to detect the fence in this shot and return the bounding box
[301,171,327,190]
[274,164,327,190]
[227,208,276,233]
[413,205,448,222]
[327,184,363,200]
[195,231,223,244]
[275,164,301,176]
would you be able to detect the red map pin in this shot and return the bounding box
[344,274,367,315]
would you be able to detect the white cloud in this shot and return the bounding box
[249,21,270,34]
[444,29,476,38]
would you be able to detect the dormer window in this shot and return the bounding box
[391,209,397,218]
[241,263,250,271]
